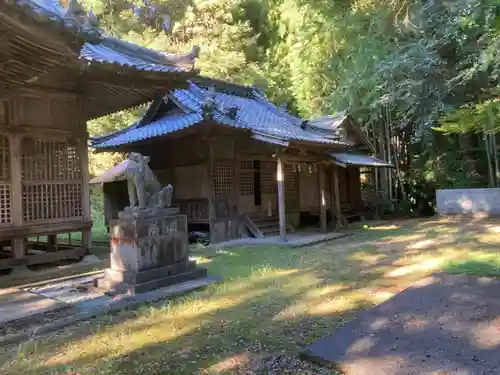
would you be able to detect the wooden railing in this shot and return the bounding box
[176,198,209,223]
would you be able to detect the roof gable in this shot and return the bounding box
[303,112,373,151]
[91,77,353,150]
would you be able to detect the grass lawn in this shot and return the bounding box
[1,217,500,374]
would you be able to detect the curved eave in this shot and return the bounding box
[0,3,91,94]
[1,1,101,43]
[80,63,196,120]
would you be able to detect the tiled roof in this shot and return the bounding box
[96,113,203,148]
[81,38,188,73]
[10,0,102,40]
[329,152,393,168]
[9,0,194,73]
[92,80,351,149]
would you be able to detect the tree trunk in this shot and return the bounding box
[484,132,494,187]
[459,134,478,182]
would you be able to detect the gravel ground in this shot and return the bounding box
[0,305,76,338]
[236,354,338,375]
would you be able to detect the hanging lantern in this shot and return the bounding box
[297,164,301,173]
[292,163,297,173]
[308,165,312,174]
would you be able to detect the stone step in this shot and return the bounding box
[134,268,208,294]
[98,267,208,295]
[260,227,279,236]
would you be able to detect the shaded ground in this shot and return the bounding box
[0,217,499,374]
[304,273,500,375]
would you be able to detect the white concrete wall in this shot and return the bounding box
[436,188,500,215]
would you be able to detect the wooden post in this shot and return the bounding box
[80,136,92,253]
[47,235,58,252]
[329,167,336,229]
[9,134,25,262]
[277,156,286,242]
[208,139,216,241]
[333,165,342,229]
[319,163,327,232]
[374,167,380,220]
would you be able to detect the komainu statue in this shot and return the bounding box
[123,152,173,211]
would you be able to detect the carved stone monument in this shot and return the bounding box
[97,153,207,295]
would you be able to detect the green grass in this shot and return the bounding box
[1,218,500,374]
[443,253,500,276]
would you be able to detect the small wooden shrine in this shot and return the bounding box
[92,77,393,243]
[0,0,198,271]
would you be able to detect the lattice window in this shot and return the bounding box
[0,135,11,225]
[0,135,10,182]
[214,162,234,196]
[22,138,81,181]
[260,161,276,194]
[21,137,83,222]
[0,184,11,224]
[284,163,297,194]
[239,160,254,196]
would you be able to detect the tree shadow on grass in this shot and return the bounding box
[0,247,379,375]
[3,218,500,374]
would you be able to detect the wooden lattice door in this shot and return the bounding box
[0,135,11,225]
[21,137,83,222]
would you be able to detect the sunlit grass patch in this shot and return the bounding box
[443,252,500,277]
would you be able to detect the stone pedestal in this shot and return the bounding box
[98,208,207,295]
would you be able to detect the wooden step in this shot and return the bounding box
[261,227,279,236]
[243,214,280,238]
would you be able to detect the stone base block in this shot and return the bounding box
[97,267,208,295]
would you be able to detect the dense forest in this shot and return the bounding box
[84,0,500,215]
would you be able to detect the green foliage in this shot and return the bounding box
[84,0,500,198]
[438,98,500,134]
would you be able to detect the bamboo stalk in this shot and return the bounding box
[386,105,393,207]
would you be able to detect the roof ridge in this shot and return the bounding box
[193,76,255,97]
[98,37,198,68]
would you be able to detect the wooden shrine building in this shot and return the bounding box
[92,77,393,243]
[0,0,198,271]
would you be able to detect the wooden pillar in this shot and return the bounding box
[329,167,336,229]
[208,139,216,241]
[47,235,58,252]
[80,136,92,253]
[277,156,286,242]
[333,165,342,229]
[374,167,380,220]
[9,134,25,261]
[233,158,240,216]
[319,163,327,232]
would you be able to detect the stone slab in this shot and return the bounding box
[103,261,197,284]
[437,188,500,216]
[0,275,223,347]
[0,288,67,325]
[302,273,500,375]
[217,232,350,248]
[98,267,208,295]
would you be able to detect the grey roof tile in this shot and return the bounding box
[80,41,186,73]
[96,112,203,148]
[12,0,102,40]
[329,152,393,167]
